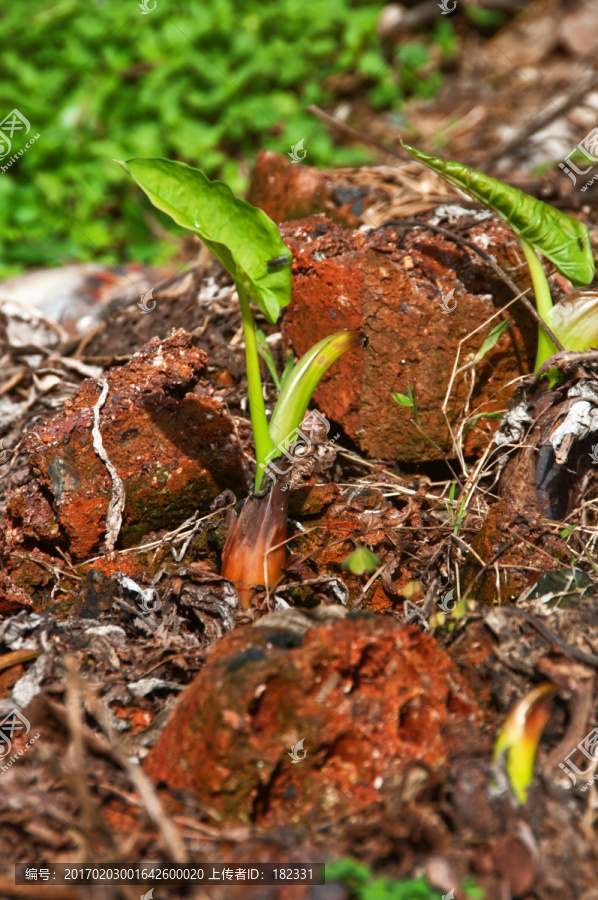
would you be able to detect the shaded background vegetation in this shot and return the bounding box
[0,0,468,277]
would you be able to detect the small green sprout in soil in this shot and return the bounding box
[341,547,381,576]
[493,681,558,804]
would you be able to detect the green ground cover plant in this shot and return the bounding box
[326,858,484,899]
[0,0,457,278]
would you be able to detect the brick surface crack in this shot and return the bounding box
[92,379,125,552]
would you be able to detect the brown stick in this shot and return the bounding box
[0,648,41,673]
[537,348,598,376]
[481,70,598,168]
[308,104,405,161]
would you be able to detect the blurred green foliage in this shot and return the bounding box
[0,0,455,277]
[326,858,485,899]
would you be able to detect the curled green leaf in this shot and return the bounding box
[392,383,419,424]
[267,330,361,451]
[545,288,598,352]
[493,681,558,804]
[391,392,414,408]
[401,142,595,286]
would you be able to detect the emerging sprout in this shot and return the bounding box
[400,143,596,372]
[120,158,360,605]
[493,681,558,804]
[544,288,598,352]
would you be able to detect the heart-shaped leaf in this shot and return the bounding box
[402,143,595,286]
[118,157,292,323]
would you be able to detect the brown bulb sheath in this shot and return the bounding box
[221,478,289,608]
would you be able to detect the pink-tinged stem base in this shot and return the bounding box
[221,479,289,608]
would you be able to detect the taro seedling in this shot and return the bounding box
[400,143,597,371]
[119,158,360,605]
[493,682,558,804]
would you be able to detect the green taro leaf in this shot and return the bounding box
[402,143,595,286]
[118,158,292,323]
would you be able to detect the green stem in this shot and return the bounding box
[237,284,275,489]
[519,237,557,371]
